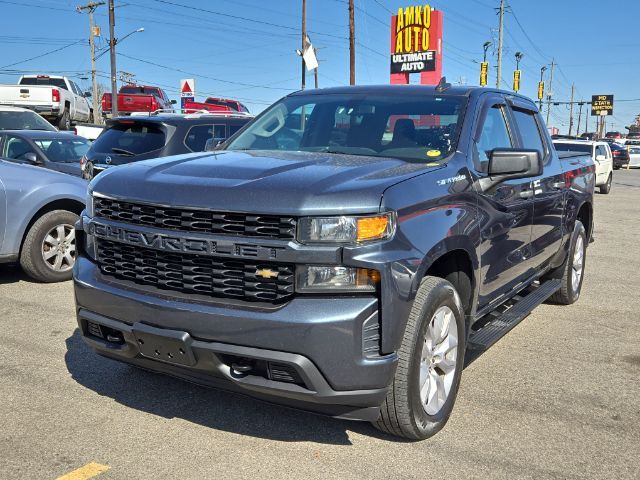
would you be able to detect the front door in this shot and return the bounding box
[471,94,535,308]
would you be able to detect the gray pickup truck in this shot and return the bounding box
[74,84,594,439]
[0,159,86,281]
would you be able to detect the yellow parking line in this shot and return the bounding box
[56,462,110,480]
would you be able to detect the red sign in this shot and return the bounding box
[390,5,443,86]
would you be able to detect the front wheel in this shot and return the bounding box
[374,276,466,440]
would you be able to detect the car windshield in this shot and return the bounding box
[553,143,592,153]
[226,93,466,163]
[0,111,56,131]
[34,138,90,163]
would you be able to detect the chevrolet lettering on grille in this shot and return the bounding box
[90,221,282,260]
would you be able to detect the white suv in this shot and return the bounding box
[553,139,613,194]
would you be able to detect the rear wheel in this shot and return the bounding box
[58,108,71,130]
[20,210,78,282]
[599,173,612,194]
[374,276,466,440]
[548,220,586,305]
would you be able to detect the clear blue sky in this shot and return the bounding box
[1,0,638,133]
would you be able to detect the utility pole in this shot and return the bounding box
[545,58,555,126]
[349,0,355,85]
[576,102,584,136]
[77,1,105,124]
[301,0,306,91]
[108,0,118,117]
[496,0,505,88]
[568,83,575,136]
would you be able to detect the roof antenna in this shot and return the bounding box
[435,76,451,92]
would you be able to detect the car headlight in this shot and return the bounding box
[296,266,379,293]
[297,213,395,244]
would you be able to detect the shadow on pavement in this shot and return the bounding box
[64,329,398,445]
[0,265,32,285]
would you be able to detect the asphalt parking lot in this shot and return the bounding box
[1,170,639,480]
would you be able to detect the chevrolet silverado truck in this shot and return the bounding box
[74,84,595,440]
[182,97,250,114]
[101,86,175,118]
[0,75,91,130]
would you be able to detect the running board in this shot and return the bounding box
[466,279,561,358]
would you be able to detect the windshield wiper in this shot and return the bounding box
[111,147,136,156]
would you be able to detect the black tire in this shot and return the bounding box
[599,173,612,194]
[58,108,71,130]
[20,210,79,283]
[547,220,586,305]
[613,165,620,170]
[374,276,466,440]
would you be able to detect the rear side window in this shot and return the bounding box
[228,124,244,136]
[185,124,225,152]
[512,108,547,161]
[595,145,608,158]
[91,123,165,155]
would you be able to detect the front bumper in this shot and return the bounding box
[74,255,397,421]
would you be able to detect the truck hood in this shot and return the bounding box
[91,150,441,215]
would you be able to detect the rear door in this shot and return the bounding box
[510,100,566,268]
[472,93,535,307]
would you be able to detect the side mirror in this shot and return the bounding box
[480,149,542,190]
[170,99,177,105]
[23,152,40,164]
[84,91,92,98]
[595,154,606,161]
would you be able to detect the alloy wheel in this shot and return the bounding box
[41,224,76,272]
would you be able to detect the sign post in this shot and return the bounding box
[180,78,195,111]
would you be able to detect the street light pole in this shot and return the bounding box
[108,0,117,117]
[483,41,491,63]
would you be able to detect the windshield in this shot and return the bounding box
[226,93,466,162]
[19,77,68,90]
[0,111,56,131]
[553,143,592,153]
[34,138,90,163]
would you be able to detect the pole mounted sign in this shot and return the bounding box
[390,4,443,85]
[479,62,488,87]
[537,81,545,100]
[513,70,521,93]
[591,94,613,116]
[180,78,195,110]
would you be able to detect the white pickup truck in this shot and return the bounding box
[553,139,614,194]
[0,75,92,130]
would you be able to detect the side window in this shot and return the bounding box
[185,124,226,152]
[3,136,35,159]
[595,145,607,158]
[512,108,547,163]
[69,82,80,95]
[474,104,513,172]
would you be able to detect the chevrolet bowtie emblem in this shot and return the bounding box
[255,268,278,279]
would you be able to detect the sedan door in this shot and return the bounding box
[471,94,535,308]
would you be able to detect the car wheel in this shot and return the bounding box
[374,276,466,440]
[58,108,71,130]
[20,210,79,282]
[548,220,586,305]
[599,173,612,194]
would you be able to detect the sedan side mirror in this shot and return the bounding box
[22,152,40,164]
[479,149,542,190]
[170,99,177,105]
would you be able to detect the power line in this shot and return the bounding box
[0,40,84,69]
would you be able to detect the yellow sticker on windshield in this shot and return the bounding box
[426,150,441,157]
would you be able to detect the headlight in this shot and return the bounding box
[296,266,379,293]
[297,213,395,244]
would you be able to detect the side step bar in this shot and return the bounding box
[466,279,561,363]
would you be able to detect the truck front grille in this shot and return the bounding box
[94,197,296,240]
[96,240,294,303]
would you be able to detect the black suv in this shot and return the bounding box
[82,112,252,179]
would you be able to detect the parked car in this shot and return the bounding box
[553,139,613,193]
[74,84,595,440]
[605,131,623,139]
[74,123,104,142]
[0,75,91,129]
[0,158,86,281]
[101,85,175,118]
[580,132,597,140]
[627,146,640,168]
[183,97,250,114]
[0,130,89,177]
[82,112,252,179]
[0,106,57,132]
[610,142,630,169]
